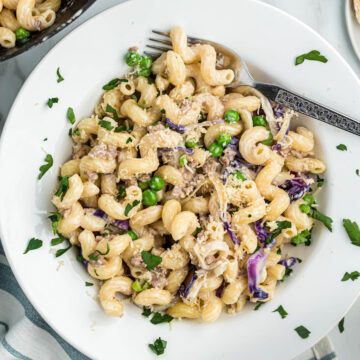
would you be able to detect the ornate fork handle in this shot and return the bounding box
[254,82,360,136]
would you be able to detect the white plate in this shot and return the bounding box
[345,0,360,61]
[1,0,360,359]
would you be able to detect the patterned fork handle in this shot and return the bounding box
[254,82,360,136]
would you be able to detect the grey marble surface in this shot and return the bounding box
[0,0,359,359]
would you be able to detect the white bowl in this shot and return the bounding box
[345,0,360,62]
[1,0,360,359]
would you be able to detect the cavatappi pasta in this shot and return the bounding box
[50,27,327,322]
[0,0,60,48]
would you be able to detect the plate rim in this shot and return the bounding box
[1,0,360,359]
[345,0,360,62]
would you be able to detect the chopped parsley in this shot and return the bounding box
[131,95,138,102]
[124,200,140,216]
[295,50,328,65]
[341,271,360,282]
[51,233,66,246]
[266,220,292,244]
[85,282,94,287]
[254,302,264,311]
[276,248,282,255]
[38,154,53,179]
[68,128,72,137]
[24,238,43,254]
[179,154,187,167]
[142,307,152,317]
[56,67,64,83]
[67,107,76,124]
[55,176,69,201]
[88,252,99,261]
[48,212,61,234]
[43,138,48,141]
[117,186,126,200]
[102,78,128,90]
[126,137,133,144]
[141,250,162,270]
[316,174,324,187]
[148,337,167,356]
[291,229,311,246]
[150,312,173,325]
[343,219,360,246]
[96,243,110,256]
[311,210,333,231]
[115,125,126,132]
[338,317,345,334]
[281,267,293,281]
[55,243,72,257]
[336,144,347,151]
[160,109,166,114]
[105,104,119,121]
[294,325,311,339]
[77,255,85,263]
[147,78,154,84]
[47,97,58,108]
[273,305,288,319]
[194,227,202,236]
[98,120,114,130]
[132,280,150,292]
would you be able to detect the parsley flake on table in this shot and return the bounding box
[311,210,333,231]
[141,251,162,270]
[142,307,152,317]
[148,337,167,356]
[47,97,58,108]
[338,317,345,334]
[67,107,76,124]
[85,282,94,287]
[295,50,328,65]
[294,325,311,339]
[56,67,64,83]
[150,312,173,325]
[24,238,43,254]
[273,305,288,319]
[55,243,72,257]
[254,302,264,311]
[343,219,360,246]
[38,154,53,179]
[51,233,66,246]
[341,271,360,282]
[336,144,347,151]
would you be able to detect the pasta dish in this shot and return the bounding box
[0,0,60,49]
[49,27,327,323]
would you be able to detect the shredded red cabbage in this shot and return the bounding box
[247,240,276,300]
[179,265,197,298]
[215,281,225,298]
[254,220,268,243]
[272,143,281,151]
[93,209,108,220]
[279,178,309,202]
[165,118,186,133]
[278,257,297,268]
[223,221,240,245]
[174,146,195,155]
[112,220,129,230]
[273,104,284,119]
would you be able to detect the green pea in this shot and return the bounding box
[142,189,158,206]
[303,194,315,206]
[252,115,267,127]
[216,132,232,148]
[127,230,138,240]
[185,139,198,148]
[15,27,30,41]
[138,181,149,190]
[137,68,151,77]
[149,176,165,191]
[125,51,140,66]
[140,56,153,69]
[232,171,246,181]
[224,110,240,123]
[209,142,223,157]
[262,131,273,146]
[299,204,311,214]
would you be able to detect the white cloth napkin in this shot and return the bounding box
[0,241,337,360]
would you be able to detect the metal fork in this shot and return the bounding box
[147,30,360,136]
